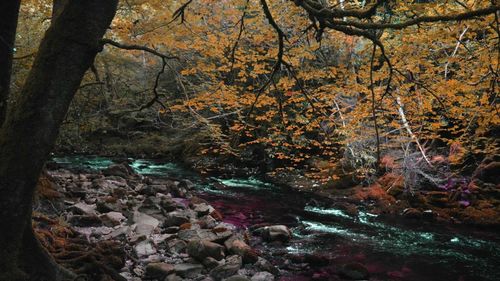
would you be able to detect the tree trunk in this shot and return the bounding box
[0,0,118,280]
[0,0,21,127]
[51,0,69,23]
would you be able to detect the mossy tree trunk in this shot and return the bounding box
[0,1,118,280]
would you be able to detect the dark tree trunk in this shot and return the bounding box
[0,0,118,280]
[51,0,68,23]
[0,0,21,127]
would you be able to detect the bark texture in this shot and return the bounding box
[0,1,118,280]
[0,0,21,127]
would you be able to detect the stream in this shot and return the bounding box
[52,156,500,281]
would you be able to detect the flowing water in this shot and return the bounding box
[53,156,500,281]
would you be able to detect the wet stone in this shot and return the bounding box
[174,263,204,278]
[145,262,175,279]
[251,272,275,281]
[187,240,225,261]
[210,255,242,281]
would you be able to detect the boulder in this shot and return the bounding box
[262,225,291,242]
[164,211,191,227]
[102,163,134,178]
[187,240,225,261]
[210,255,242,281]
[226,238,258,264]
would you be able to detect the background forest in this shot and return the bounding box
[12,0,499,191]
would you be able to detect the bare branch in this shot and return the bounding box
[101,38,178,60]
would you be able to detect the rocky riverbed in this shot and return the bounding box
[36,156,500,281]
[37,162,287,281]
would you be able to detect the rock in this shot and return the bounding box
[171,185,187,198]
[187,240,225,261]
[338,263,370,280]
[178,229,232,243]
[167,239,187,254]
[227,275,251,281]
[135,224,156,237]
[194,203,214,216]
[161,198,183,212]
[92,178,128,190]
[473,159,500,185]
[145,263,175,279]
[402,208,422,219]
[165,274,183,281]
[133,211,160,236]
[174,263,204,278]
[226,239,257,264]
[425,191,450,207]
[210,255,242,281]
[203,257,222,270]
[134,240,156,257]
[262,225,291,242]
[164,211,191,227]
[71,202,97,216]
[164,226,180,234]
[102,163,134,178]
[199,215,218,229]
[251,272,274,281]
[179,179,195,190]
[67,215,102,227]
[103,226,130,240]
[67,186,87,199]
[254,258,279,275]
[100,211,126,227]
[96,201,117,213]
[227,239,249,255]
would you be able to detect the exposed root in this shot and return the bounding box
[33,213,126,281]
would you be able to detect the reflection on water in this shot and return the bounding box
[53,156,500,281]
